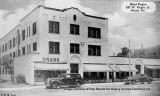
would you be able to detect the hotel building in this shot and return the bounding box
[0,5,110,84]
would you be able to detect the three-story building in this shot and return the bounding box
[0,5,110,84]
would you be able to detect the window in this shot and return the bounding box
[70,24,79,35]
[5,43,7,51]
[33,42,37,51]
[27,27,28,37]
[49,21,59,34]
[88,27,101,39]
[88,45,101,56]
[13,52,16,58]
[29,44,31,53]
[0,46,1,54]
[33,22,37,35]
[2,45,4,52]
[29,26,30,36]
[70,43,80,54]
[13,38,15,47]
[22,47,25,55]
[49,41,60,54]
[22,30,25,41]
[9,40,12,49]
[18,49,21,56]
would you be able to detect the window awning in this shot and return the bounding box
[83,64,112,72]
[109,65,120,72]
[116,65,138,72]
[34,63,71,70]
[145,66,160,69]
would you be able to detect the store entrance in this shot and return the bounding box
[136,65,141,74]
[70,63,79,73]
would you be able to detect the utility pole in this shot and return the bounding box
[129,40,131,77]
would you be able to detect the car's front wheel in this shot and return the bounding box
[76,82,81,87]
[132,81,136,85]
[51,82,59,89]
[148,80,152,84]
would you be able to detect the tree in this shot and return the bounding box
[2,55,14,75]
[117,47,132,57]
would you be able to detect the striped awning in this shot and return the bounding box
[116,65,138,72]
[109,65,120,72]
[145,66,160,69]
[34,63,70,70]
[83,64,112,72]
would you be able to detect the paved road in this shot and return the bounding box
[0,82,160,96]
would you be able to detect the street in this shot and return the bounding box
[0,81,160,96]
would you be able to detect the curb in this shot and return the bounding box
[0,82,123,91]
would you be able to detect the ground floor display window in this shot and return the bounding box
[34,70,66,82]
[116,72,131,79]
[83,72,106,80]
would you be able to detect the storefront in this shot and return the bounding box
[109,64,138,81]
[83,64,112,83]
[34,62,70,82]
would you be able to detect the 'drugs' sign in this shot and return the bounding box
[42,57,60,62]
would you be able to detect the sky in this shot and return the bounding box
[0,0,160,55]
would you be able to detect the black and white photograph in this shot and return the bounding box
[0,0,160,96]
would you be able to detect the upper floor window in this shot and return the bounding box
[70,43,80,54]
[49,41,60,54]
[9,40,12,49]
[2,45,4,52]
[88,27,101,39]
[33,42,37,51]
[49,21,59,34]
[22,47,25,55]
[29,26,30,36]
[5,43,7,51]
[33,22,37,35]
[70,24,79,35]
[22,30,25,41]
[88,45,101,56]
[13,38,15,48]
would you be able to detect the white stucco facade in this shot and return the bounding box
[0,5,109,84]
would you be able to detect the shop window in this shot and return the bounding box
[88,45,101,56]
[49,41,60,54]
[70,43,80,54]
[34,70,66,82]
[88,27,101,39]
[70,24,79,35]
[33,42,37,51]
[22,30,25,41]
[49,21,59,34]
[22,47,25,55]
[33,22,37,35]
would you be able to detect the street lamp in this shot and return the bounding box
[129,40,131,77]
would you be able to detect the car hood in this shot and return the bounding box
[47,78,63,81]
[126,77,136,80]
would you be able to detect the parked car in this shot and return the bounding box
[45,73,84,89]
[124,74,153,85]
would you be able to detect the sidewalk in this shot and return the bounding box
[0,86,45,91]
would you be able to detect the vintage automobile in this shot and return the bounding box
[45,73,84,89]
[124,74,153,85]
